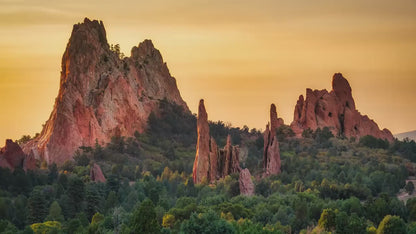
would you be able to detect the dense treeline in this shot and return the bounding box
[2,101,416,233]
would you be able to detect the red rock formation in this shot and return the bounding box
[263,104,282,176]
[193,99,211,184]
[270,103,284,132]
[290,73,394,142]
[23,18,189,164]
[239,168,254,196]
[193,100,241,184]
[90,163,106,182]
[209,137,218,183]
[0,139,36,171]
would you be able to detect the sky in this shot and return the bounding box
[0,0,415,143]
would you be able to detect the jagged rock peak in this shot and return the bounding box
[131,39,162,63]
[270,103,284,133]
[290,73,393,142]
[69,18,108,53]
[22,18,189,164]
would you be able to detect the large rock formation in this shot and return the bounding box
[290,73,394,142]
[263,104,282,176]
[192,100,241,184]
[90,163,106,183]
[0,139,36,171]
[239,168,255,196]
[23,18,189,164]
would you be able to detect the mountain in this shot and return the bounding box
[23,18,189,164]
[395,130,416,141]
[290,73,394,142]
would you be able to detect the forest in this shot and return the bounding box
[1,100,416,234]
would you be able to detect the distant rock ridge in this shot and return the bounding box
[0,139,36,171]
[22,18,189,164]
[263,104,282,176]
[192,100,245,184]
[290,73,394,142]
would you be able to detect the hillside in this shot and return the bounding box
[395,130,416,141]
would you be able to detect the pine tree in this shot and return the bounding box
[131,199,160,234]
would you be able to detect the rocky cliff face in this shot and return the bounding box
[290,73,394,142]
[192,100,241,184]
[0,139,36,171]
[263,104,282,176]
[23,18,189,164]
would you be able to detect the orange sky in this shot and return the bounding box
[1,0,415,143]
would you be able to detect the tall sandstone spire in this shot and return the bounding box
[290,73,393,141]
[263,104,282,176]
[193,99,211,184]
[23,18,189,164]
[192,100,241,184]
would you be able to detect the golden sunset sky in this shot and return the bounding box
[0,0,415,143]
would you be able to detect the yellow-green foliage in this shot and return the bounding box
[162,213,175,228]
[30,221,61,234]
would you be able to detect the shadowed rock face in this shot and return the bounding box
[0,139,36,171]
[239,168,254,196]
[263,104,282,176]
[90,163,106,183]
[22,18,189,164]
[193,100,241,184]
[290,73,394,142]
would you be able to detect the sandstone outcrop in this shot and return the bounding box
[90,163,106,182]
[0,139,36,171]
[263,104,282,176]
[239,168,254,196]
[192,100,241,184]
[193,99,211,184]
[23,18,189,164]
[290,73,394,142]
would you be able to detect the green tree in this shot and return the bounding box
[131,199,160,234]
[377,215,406,234]
[318,208,336,232]
[180,210,235,234]
[86,185,101,220]
[68,176,85,213]
[407,198,416,221]
[406,181,415,195]
[28,187,48,223]
[45,201,64,222]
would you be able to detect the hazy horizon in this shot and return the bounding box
[1,0,415,143]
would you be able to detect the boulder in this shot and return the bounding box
[90,163,106,183]
[239,168,254,196]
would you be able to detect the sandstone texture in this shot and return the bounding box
[0,139,36,171]
[23,18,189,164]
[239,168,255,196]
[263,104,282,176]
[193,100,241,184]
[290,73,394,142]
[90,163,106,183]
